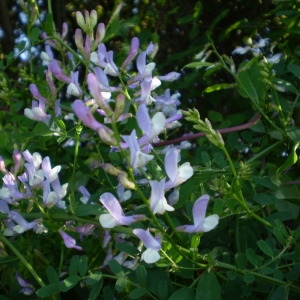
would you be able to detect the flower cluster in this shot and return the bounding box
[1,9,219,292]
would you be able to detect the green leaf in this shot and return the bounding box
[276,142,299,175]
[135,265,147,288]
[157,280,169,300]
[246,248,261,267]
[59,275,80,292]
[36,283,60,298]
[75,204,103,216]
[235,253,247,269]
[203,83,235,93]
[196,271,221,300]
[108,259,123,276]
[69,255,79,276]
[129,287,147,299]
[184,62,215,69]
[89,278,103,300]
[46,265,59,284]
[86,271,103,285]
[29,27,40,43]
[270,286,289,300]
[116,242,140,255]
[237,61,266,106]
[78,255,88,276]
[257,240,274,257]
[169,287,195,300]
[273,78,298,94]
[286,127,300,142]
[116,276,127,292]
[242,273,255,283]
[43,13,54,36]
[253,194,274,205]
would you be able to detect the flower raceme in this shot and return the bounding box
[176,194,219,233]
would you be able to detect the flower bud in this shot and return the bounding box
[75,29,84,53]
[98,127,117,146]
[89,10,98,30]
[118,173,136,190]
[113,94,125,121]
[76,11,86,31]
[100,163,123,176]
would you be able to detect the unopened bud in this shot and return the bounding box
[76,11,86,30]
[75,29,84,53]
[100,163,123,176]
[118,173,136,190]
[98,127,117,146]
[113,94,125,121]
[89,10,98,30]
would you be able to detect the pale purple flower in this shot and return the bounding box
[90,43,119,76]
[8,211,42,234]
[0,200,9,213]
[159,71,181,82]
[128,51,156,84]
[164,147,193,190]
[99,192,146,228]
[122,130,154,169]
[137,104,166,148]
[67,71,82,97]
[2,173,25,203]
[75,224,95,239]
[121,37,140,69]
[49,60,72,83]
[24,100,51,125]
[133,228,161,263]
[58,229,82,250]
[176,194,219,233]
[15,273,35,295]
[12,150,22,173]
[78,185,90,204]
[149,178,174,215]
[71,99,102,130]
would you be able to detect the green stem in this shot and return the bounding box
[0,234,45,288]
[69,123,82,214]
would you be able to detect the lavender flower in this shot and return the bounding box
[78,185,91,204]
[99,192,146,228]
[149,178,174,215]
[133,228,161,263]
[176,194,219,233]
[8,211,42,234]
[164,147,193,190]
[15,273,35,295]
[122,130,154,169]
[58,229,82,251]
[137,104,166,149]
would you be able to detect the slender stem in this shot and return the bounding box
[0,235,45,288]
[153,113,261,147]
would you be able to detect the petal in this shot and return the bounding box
[99,214,119,228]
[141,248,160,264]
[133,228,161,250]
[150,112,166,140]
[192,194,210,228]
[177,162,193,182]
[200,214,219,232]
[137,104,151,136]
[164,147,179,182]
[175,224,197,233]
[99,192,124,222]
